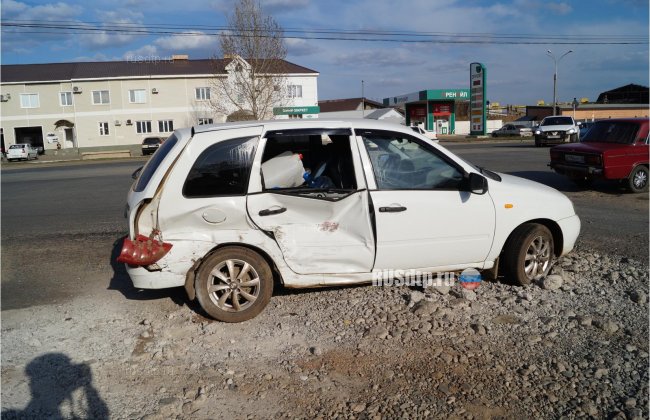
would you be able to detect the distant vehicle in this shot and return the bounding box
[6,143,38,161]
[534,116,580,147]
[549,118,649,193]
[410,125,438,141]
[491,124,533,137]
[141,137,165,156]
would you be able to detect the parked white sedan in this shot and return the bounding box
[119,119,580,322]
[6,143,38,161]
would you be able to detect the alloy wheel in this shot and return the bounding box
[207,259,261,312]
[524,235,552,280]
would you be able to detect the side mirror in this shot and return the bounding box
[467,172,488,195]
[131,166,143,180]
[576,122,582,126]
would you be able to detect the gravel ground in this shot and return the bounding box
[1,244,648,419]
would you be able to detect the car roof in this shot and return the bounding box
[192,118,414,135]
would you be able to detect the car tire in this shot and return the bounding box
[492,133,498,138]
[503,223,554,286]
[627,165,649,193]
[195,246,273,323]
[570,134,578,143]
[534,137,542,147]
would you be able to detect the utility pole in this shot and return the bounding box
[546,50,573,116]
[361,80,365,118]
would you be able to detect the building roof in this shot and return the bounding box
[0,58,318,84]
[596,84,649,104]
[364,108,404,120]
[318,97,384,113]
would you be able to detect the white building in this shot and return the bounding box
[0,55,319,152]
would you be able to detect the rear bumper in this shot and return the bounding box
[125,265,185,289]
[557,214,581,256]
[549,162,603,178]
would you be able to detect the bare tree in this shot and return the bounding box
[211,0,288,121]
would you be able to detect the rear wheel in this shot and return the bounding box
[628,165,649,193]
[503,223,554,286]
[195,246,273,322]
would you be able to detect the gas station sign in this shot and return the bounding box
[470,63,487,135]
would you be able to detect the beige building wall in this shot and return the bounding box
[1,72,318,151]
[561,107,649,120]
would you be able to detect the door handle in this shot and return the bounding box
[258,207,287,216]
[379,206,407,213]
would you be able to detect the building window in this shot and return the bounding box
[287,85,302,98]
[198,118,213,125]
[136,121,152,134]
[158,120,174,132]
[288,114,303,119]
[129,89,147,104]
[60,92,73,106]
[92,90,110,105]
[20,93,39,108]
[99,122,110,136]
[195,87,211,101]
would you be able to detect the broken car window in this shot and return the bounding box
[260,129,357,198]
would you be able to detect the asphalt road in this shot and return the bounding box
[1,142,647,311]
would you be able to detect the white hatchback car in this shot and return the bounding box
[120,119,580,322]
[7,143,38,161]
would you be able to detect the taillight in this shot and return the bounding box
[116,233,172,266]
[585,155,602,166]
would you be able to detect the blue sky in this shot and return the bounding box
[2,0,648,105]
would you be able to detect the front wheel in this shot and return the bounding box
[503,223,554,286]
[195,246,273,322]
[628,166,649,193]
[534,137,542,147]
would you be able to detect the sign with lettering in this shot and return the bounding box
[469,63,487,135]
[273,106,320,115]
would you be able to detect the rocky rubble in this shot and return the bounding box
[1,245,648,419]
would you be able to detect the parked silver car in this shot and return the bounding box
[6,143,38,161]
[491,124,533,137]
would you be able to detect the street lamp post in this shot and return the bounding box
[546,49,573,116]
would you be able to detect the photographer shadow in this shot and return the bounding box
[1,353,109,419]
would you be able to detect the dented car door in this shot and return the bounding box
[246,128,375,275]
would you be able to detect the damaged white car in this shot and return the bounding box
[119,119,580,322]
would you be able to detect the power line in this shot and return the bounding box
[1,20,647,45]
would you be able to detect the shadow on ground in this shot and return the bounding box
[506,170,629,195]
[1,353,109,419]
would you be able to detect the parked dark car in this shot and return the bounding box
[549,118,649,192]
[141,137,165,156]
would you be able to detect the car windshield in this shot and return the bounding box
[542,117,573,126]
[581,121,640,144]
[9,145,24,149]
